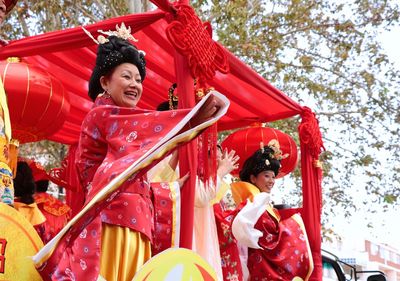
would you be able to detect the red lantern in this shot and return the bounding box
[221,125,298,178]
[0,58,70,143]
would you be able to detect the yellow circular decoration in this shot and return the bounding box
[0,202,44,280]
[133,248,217,281]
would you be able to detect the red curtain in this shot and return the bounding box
[299,107,324,280]
[0,10,165,59]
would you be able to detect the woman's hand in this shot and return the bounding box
[190,95,224,127]
[217,149,240,178]
[177,173,190,189]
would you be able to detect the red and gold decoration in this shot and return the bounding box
[221,124,298,178]
[166,4,229,86]
[165,4,229,248]
[0,58,70,143]
[134,248,217,281]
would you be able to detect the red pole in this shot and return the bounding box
[174,0,197,249]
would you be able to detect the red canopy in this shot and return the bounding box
[0,10,301,144]
[0,2,323,279]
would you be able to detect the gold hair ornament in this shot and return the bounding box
[266,139,289,161]
[82,23,146,56]
[168,83,178,110]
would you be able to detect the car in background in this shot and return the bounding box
[322,249,386,281]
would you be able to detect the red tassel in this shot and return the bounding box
[298,107,325,160]
[197,123,218,185]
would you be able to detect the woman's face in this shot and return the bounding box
[250,170,276,193]
[100,63,143,108]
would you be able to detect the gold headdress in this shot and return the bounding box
[86,22,147,100]
[82,23,146,56]
[265,139,289,161]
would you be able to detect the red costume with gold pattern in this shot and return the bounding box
[35,93,229,281]
[34,192,71,243]
[215,181,314,281]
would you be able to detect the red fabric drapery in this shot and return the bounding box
[299,107,325,281]
[174,52,197,248]
[0,10,166,58]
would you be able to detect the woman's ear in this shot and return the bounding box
[99,75,108,91]
[250,174,256,185]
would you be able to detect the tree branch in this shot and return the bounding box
[17,12,31,37]
[75,3,101,22]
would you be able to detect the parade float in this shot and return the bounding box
[0,0,324,280]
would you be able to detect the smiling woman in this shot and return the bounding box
[214,141,314,281]
[100,63,143,108]
[33,24,229,281]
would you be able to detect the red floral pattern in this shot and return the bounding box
[34,192,71,243]
[215,199,313,281]
[37,96,197,281]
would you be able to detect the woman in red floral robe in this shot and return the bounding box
[216,142,314,281]
[34,28,229,281]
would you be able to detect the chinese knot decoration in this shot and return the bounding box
[166,4,229,85]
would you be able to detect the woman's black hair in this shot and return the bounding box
[239,146,281,183]
[35,180,49,193]
[156,101,171,111]
[88,36,146,101]
[13,161,36,204]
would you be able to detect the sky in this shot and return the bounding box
[379,27,400,68]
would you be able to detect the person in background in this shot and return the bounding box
[29,161,71,243]
[192,145,239,281]
[13,160,46,239]
[149,89,240,280]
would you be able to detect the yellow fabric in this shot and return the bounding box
[0,203,44,281]
[8,138,19,177]
[0,77,11,141]
[99,223,151,281]
[210,179,230,205]
[147,156,178,182]
[230,181,260,205]
[13,201,46,226]
[0,134,8,164]
[167,181,179,248]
